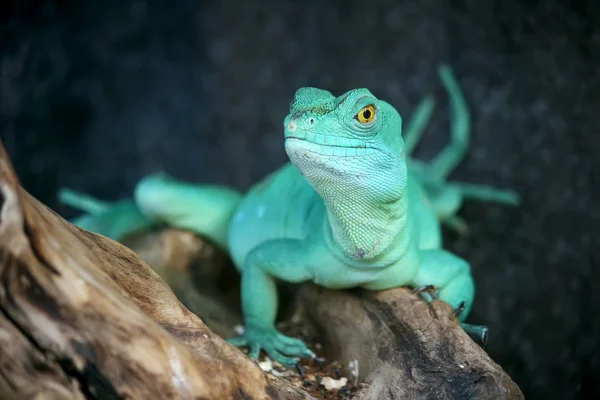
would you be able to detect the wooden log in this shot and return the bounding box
[122,230,243,339]
[122,232,524,400]
[298,285,524,399]
[0,140,310,399]
[0,136,523,399]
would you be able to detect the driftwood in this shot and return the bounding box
[0,141,309,399]
[122,231,524,400]
[0,138,523,399]
[298,286,522,399]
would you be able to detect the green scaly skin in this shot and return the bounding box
[57,65,519,369]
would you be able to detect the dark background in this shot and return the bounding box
[1,0,598,398]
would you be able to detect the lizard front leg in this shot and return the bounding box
[411,249,488,345]
[227,239,316,368]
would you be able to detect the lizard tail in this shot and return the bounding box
[134,173,243,251]
[58,188,111,214]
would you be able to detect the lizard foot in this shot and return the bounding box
[413,291,488,347]
[227,324,316,369]
[452,301,488,347]
[412,284,439,301]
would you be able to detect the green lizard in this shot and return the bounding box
[58,65,519,369]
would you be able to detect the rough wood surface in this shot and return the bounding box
[0,140,310,399]
[298,286,524,399]
[122,230,242,339]
[123,232,524,399]
[0,137,523,399]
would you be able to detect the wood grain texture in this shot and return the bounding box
[299,285,524,399]
[0,139,310,399]
[122,231,524,400]
[0,137,523,399]
[123,228,524,399]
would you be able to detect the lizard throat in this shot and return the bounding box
[285,138,409,261]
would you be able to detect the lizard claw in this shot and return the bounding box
[451,301,466,319]
[313,356,327,367]
[291,350,326,377]
[447,302,488,347]
[412,284,439,301]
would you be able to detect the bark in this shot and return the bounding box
[0,137,523,399]
[298,286,524,399]
[122,232,524,400]
[0,140,309,399]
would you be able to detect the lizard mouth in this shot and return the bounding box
[284,136,376,159]
[285,136,356,149]
[285,134,370,150]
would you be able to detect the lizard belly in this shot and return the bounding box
[227,163,321,270]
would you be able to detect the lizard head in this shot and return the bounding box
[284,87,408,261]
[284,86,405,187]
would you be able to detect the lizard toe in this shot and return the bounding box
[248,342,261,359]
[272,336,314,359]
[263,345,299,369]
[460,322,489,348]
[412,284,439,301]
[275,332,307,347]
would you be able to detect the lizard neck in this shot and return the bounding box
[312,153,409,261]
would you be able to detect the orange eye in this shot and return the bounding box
[356,105,376,124]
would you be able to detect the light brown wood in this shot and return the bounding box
[298,285,524,399]
[0,137,523,399]
[0,140,310,399]
[123,230,524,399]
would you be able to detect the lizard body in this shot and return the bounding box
[58,65,519,368]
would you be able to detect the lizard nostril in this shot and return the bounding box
[309,118,315,125]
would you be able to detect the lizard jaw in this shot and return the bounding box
[284,136,377,160]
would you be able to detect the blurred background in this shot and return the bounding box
[1,0,598,398]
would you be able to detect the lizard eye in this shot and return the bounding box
[356,105,376,124]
